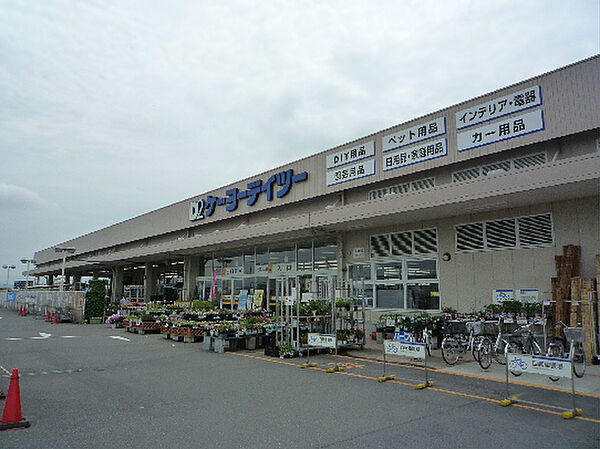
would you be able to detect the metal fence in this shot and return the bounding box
[3,290,85,323]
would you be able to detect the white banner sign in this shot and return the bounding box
[493,289,514,304]
[384,340,426,360]
[383,138,447,171]
[517,289,539,303]
[327,141,375,169]
[456,85,542,129]
[507,353,572,379]
[327,159,375,187]
[457,109,545,152]
[308,333,337,348]
[382,117,446,152]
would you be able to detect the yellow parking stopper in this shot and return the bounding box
[377,375,395,383]
[561,408,582,419]
[325,368,335,373]
[500,397,518,407]
[299,363,308,369]
[416,381,433,390]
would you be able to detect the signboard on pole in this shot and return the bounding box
[6,292,16,302]
[308,333,337,349]
[384,340,426,360]
[507,353,572,379]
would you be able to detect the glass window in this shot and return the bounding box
[375,262,402,281]
[348,263,371,281]
[297,242,313,271]
[407,259,437,280]
[314,240,337,270]
[243,252,255,274]
[269,246,295,264]
[376,284,404,308]
[406,283,439,310]
[256,248,268,265]
[203,260,213,276]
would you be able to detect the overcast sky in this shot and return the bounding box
[0,0,598,283]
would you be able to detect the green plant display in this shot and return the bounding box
[84,279,108,320]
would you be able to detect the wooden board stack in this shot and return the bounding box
[552,245,580,335]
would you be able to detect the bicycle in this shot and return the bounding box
[505,320,544,376]
[441,320,484,365]
[548,321,586,378]
[477,316,513,370]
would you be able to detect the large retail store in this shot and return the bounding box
[31,56,599,320]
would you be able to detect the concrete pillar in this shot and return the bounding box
[47,275,54,286]
[144,263,158,302]
[65,275,71,287]
[183,256,201,301]
[111,267,124,302]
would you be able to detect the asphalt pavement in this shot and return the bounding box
[0,311,598,449]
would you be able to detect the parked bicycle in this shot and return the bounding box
[477,316,512,369]
[548,321,586,378]
[441,320,485,365]
[505,320,545,376]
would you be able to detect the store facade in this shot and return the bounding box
[30,56,600,321]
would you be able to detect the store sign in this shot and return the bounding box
[383,138,447,171]
[308,333,337,348]
[456,85,542,129]
[457,109,545,152]
[6,292,16,302]
[327,159,375,187]
[255,263,296,274]
[493,289,514,304]
[382,117,446,152]
[517,289,539,303]
[327,141,375,169]
[384,340,426,360]
[189,169,308,221]
[507,353,571,379]
[221,267,244,276]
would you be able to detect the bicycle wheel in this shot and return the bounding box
[471,337,482,362]
[572,343,586,378]
[546,344,564,382]
[441,337,460,365]
[478,337,492,370]
[494,339,508,365]
[507,341,522,376]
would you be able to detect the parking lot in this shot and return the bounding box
[1,312,598,448]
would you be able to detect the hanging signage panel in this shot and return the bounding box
[382,117,446,152]
[327,159,375,187]
[457,109,545,152]
[493,289,514,304]
[517,289,539,303]
[456,85,542,129]
[383,138,447,171]
[327,141,375,169]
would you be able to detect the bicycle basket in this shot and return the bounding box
[564,327,585,343]
[465,321,484,336]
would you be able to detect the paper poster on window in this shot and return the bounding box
[517,289,539,303]
[237,290,248,310]
[457,109,544,152]
[252,290,264,310]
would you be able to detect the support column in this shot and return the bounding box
[65,275,71,288]
[47,275,54,286]
[183,256,201,301]
[144,263,158,302]
[111,267,124,302]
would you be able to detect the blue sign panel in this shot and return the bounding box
[6,292,16,302]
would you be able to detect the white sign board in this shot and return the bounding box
[507,353,571,379]
[384,340,426,360]
[456,85,542,129]
[517,289,539,303]
[382,117,446,152]
[493,289,514,304]
[327,159,376,186]
[353,247,365,259]
[308,333,337,348]
[383,138,447,171]
[327,141,375,169]
[457,109,545,152]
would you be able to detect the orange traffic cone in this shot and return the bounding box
[53,311,58,324]
[45,310,51,322]
[0,369,30,431]
[22,305,26,316]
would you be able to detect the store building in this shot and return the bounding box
[30,56,600,320]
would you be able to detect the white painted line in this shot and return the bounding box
[5,338,23,341]
[31,332,52,340]
[60,336,79,339]
[109,336,130,342]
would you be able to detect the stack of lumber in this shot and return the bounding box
[552,245,580,334]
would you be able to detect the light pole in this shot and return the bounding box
[20,258,36,289]
[54,247,76,292]
[2,264,16,291]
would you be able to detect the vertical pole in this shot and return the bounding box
[383,341,387,377]
[570,344,576,413]
[424,345,429,386]
[60,253,66,292]
[505,344,510,400]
